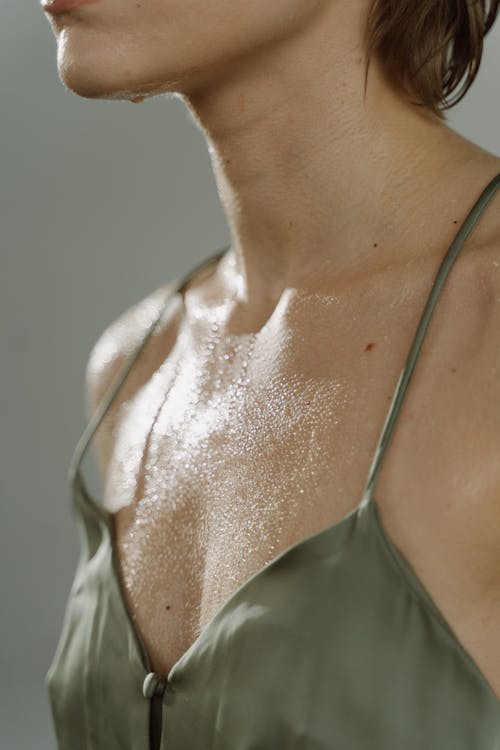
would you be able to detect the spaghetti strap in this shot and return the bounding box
[360,172,500,507]
[67,243,231,495]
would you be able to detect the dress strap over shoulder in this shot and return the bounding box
[360,172,500,507]
[67,243,231,493]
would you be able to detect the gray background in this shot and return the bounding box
[1,3,499,748]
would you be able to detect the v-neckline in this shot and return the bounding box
[74,471,500,710]
[68,169,500,706]
[75,469,370,681]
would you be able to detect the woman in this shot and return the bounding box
[43,0,500,747]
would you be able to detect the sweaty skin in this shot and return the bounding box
[44,0,500,695]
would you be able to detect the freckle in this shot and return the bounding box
[451,367,457,373]
[365,342,375,351]
[165,605,171,610]
[305,400,311,405]
[453,220,458,224]
[373,243,378,248]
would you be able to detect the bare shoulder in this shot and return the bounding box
[453,226,500,449]
[82,248,228,480]
[84,278,183,432]
[472,236,500,593]
[457,229,500,567]
[465,223,500,357]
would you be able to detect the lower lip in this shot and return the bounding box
[42,0,100,14]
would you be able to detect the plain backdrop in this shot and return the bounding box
[1,3,499,748]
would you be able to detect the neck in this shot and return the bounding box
[181,2,499,306]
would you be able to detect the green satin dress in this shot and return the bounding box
[46,172,500,749]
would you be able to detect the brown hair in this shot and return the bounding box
[364,0,500,120]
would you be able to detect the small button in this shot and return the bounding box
[142,672,167,699]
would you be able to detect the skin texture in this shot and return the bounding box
[45,0,500,692]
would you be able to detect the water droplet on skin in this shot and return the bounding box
[109,292,358,674]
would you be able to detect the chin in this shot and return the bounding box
[56,49,212,103]
[57,58,183,103]
[59,68,168,102]
[59,61,221,104]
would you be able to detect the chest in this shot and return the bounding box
[100,290,500,696]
